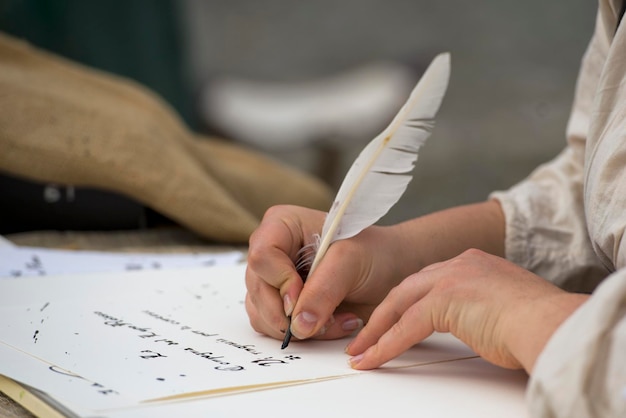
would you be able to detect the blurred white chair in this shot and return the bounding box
[198,62,417,185]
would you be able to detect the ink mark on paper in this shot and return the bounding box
[140,350,167,359]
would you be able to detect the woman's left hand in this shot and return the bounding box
[346,249,589,373]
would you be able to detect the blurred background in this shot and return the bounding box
[0,0,596,227]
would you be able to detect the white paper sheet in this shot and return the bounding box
[105,357,529,418]
[0,245,244,278]
[0,236,15,248]
[0,265,479,416]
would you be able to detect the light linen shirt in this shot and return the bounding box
[491,1,626,416]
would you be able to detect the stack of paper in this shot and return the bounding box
[0,247,528,417]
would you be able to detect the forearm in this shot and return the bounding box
[387,199,505,278]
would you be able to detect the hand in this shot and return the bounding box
[346,249,589,372]
[245,205,408,342]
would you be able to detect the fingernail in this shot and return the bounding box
[341,318,363,332]
[314,325,327,337]
[314,315,337,337]
[283,294,294,316]
[348,353,364,368]
[291,311,318,339]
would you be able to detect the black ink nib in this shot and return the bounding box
[281,317,293,349]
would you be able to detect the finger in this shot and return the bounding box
[289,239,370,340]
[245,255,304,319]
[349,299,435,370]
[245,290,344,342]
[246,206,329,342]
[308,312,364,340]
[346,274,426,352]
[345,270,436,357]
[247,212,303,287]
[419,259,449,273]
[244,270,291,338]
[245,293,287,340]
[247,207,314,315]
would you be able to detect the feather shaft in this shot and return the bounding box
[282,52,450,349]
[308,52,451,275]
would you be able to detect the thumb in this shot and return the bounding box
[289,245,362,340]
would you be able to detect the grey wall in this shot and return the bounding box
[180,0,597,224]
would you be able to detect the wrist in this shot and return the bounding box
[387,200,506,274]
[504,291,589,373]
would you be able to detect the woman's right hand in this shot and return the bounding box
[244,205,408,342]
[245,200,506,343]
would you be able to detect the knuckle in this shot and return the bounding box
[244,266,261,291]
[243,279,262,309]
[245,293,287,337]
[460,248,487,259]
[387,283,404,300]
[390,318,409,338]
[247,226,262,248]
[262,204,290,219]
[434,271,462,293]
[245,295,263,331]
[245,245,265,270]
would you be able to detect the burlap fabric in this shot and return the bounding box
[0,33,333,243]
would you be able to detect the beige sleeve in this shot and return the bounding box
[490,148,607,292]
[495,4,626,416]
[526,269,626,417]
[489,10,610,292]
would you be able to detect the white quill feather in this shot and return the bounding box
[308,52,451,274]
[283,53,450,348]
